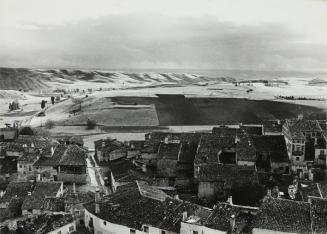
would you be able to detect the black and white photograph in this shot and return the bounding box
[0,0,327,233]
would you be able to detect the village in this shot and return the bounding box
[0,114,326,234]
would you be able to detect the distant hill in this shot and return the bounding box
[0,67,235,91]
[308,78,327,86]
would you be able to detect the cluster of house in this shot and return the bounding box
[0,127,91,233]
[0,179,94,233]
[94,118,326,203]
[0,115,326,233]
[84,180,327,234]
[0,128,87,184]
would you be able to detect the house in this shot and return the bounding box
[17,149,40,175]
[21,181,63,215]
[84,181,210,234]
[34,144,87,184]
[157,142,182,177]
[283,119,325,178]
[181,202,255,234]
[57,144,87,184]
[195,164,258,201]
[314,135,327,166]
[0,127,18,141]
[253,197,311,234]
[263,120,283,135]
[0,181,34,209]
[235,136,256,166]
[0,142,25,158]
[139,143,160,166]
[16,214,76,234]
[253,196,327,234]
[109,159,152,192]
[252,135,290,173]
[127,140,145,158]
[94,138,127,163]
[64,189,94,226]
[194,135,235,166]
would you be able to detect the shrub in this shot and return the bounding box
[86,119,97,130]
[44,119,55,129]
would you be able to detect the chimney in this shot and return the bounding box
[230,215,236,231]
[267,189,272,197]
[73,183,76,194]
[164,137,169,144]
[102,141,105,147]
[28,192,32,196]
[95,188,100,214]
[50,146,54,156]
[182,211,188,221]
[227,196,233,205]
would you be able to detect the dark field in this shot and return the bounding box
[111,95,325,125]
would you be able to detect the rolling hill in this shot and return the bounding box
[0,67,235,91]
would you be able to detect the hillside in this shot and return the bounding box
[0,67,234,91]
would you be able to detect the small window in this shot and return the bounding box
[161,231,166,234]
[296,157,300,161]
[130,229,136,234]
[69,226,74,231]
[193,231,198,234]
[19,165,22,168]
[144,226,149,233]
[103,221,107,226]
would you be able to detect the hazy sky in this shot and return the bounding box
[0,0,327,70]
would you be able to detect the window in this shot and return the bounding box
[69,226,74,232]
[193,231,198,234]
[19,165,22,168]
[143,226,149,233]
[296,157,300,161]
[130,229,136,234]
[103,221,107,226]
[161,231,166,234]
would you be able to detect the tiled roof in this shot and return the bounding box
[21,181,62,210]
[64,191,94,205]
[16,214,74,234]
[18,149,40,163]
[285,119,323,139]
[197,163,258,186]
[146,132,205,145]
[34,144,86,167]
[42,197,65,211]
[140,143,160,153]
[235,137,256,162]
[84,181,209,233]
[195,135,235,164]
[94,138,125,153]
[109,159,135,180]
[0,181,34,204]
[58,144,87,166]
[157,143,181,160]
[202,202,251,233]
[253,197,311,233]
[252,135,289,163]
[263,121,283,133]
[310,197,327,233]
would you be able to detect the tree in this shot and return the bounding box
[44,119,55,129]
[86,119,97,130]
[41,100,46,109]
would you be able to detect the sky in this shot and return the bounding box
[0,0,327,71]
